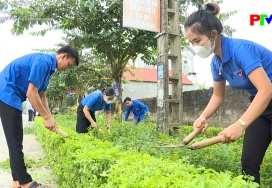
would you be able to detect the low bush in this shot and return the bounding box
[34,116,260,187]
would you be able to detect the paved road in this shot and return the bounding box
[0,114,58,188]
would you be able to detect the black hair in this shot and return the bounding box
[102,87,115,96]
[124,97,131,103]
[57,45,80,66]
[184,3,223,37]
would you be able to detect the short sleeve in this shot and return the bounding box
[235,43,262,75]
[41,79,50,92]
[105,104,111,111]
[29,58,51,89]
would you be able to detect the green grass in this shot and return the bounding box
[23,125,36,134]
[0,156,43,172]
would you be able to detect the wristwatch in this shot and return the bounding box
[238,119,246,128]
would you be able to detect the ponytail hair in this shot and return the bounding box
[199,2,220,16]
[184,2,223,37]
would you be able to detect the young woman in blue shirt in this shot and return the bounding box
[76,87,115,133]
[184,2,272,185]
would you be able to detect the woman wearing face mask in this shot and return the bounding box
[184,2,272,185]
[76,87,115,133]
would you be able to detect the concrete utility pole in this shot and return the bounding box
[156,0,183,134]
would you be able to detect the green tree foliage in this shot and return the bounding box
[1,0,157,121]
[1,0,237,120]
[180,0,238,48]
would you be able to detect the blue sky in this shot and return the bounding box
[0,0,272,87]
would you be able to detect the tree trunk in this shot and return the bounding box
[76,84,85,106]
[77,87,84,105]
[115,78,123,123]
[59,97,63,113]
[48,99,54,114]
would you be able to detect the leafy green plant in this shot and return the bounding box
[0,158,10,170]
[198,82,209,90]
[33,116,260,187]
[51,115,272,187]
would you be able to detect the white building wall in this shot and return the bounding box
[122,82,157,100]
[124,46,199,98]
[123,82,192,100]
[182,46,195,74]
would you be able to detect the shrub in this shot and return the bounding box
[34,116,260,187]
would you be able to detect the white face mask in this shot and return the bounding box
[103,96,112,104]
[105,100,112,104]
[194,39,215,58]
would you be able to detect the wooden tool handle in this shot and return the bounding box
[189,135,222,150]
[182,127,202,145]
[55,128,69,138]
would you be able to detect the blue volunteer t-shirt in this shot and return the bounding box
[211,35,272,96]
[81,92,111,112]
[0,53,56,111]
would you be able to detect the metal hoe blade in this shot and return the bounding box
[155,127,203,148]
[155,143,186,148]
